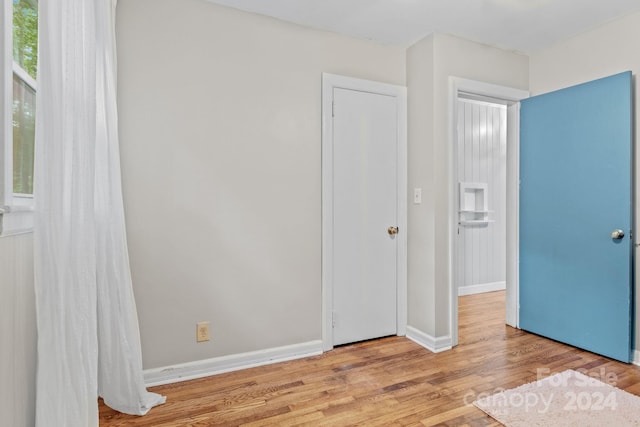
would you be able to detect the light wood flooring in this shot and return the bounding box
[99,291,640,426]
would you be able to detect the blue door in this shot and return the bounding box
[519,72,633,363]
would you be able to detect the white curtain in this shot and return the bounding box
[33,0,165,425]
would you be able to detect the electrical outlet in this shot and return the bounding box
[196,321,210,342]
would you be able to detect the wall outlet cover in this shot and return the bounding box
[196,321,210,342]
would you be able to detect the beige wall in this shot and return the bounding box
[116,0,406,369]
[0,234,36,427]
[407,33,528,338]
[406,35,436,334]
[529,11,640,352]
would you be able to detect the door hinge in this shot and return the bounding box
[332,101,335,117]
[332,311,336,328]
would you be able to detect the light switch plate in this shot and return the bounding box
[413,188,422,204]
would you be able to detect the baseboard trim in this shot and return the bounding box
[632,350,640,366]
[458,281,506,296]
[144,340,323,387]
[405,326,452,353]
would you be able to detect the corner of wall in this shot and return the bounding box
[406,325,452,353]
[406,33,437,336]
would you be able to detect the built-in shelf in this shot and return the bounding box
[459,220,496,225]
[459,182,491,226]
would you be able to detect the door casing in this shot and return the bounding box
[321,73,407,351]
[448,77,529,346]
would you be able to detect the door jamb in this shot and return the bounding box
[448,77,529,346]
[322,73,408,351]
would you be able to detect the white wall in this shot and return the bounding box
[116,0,406,369]
[456,99,507,294]
[407,33,528,340]
[0,233,36,427]
[529,10,640,354]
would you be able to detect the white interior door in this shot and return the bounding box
[331,86,398,346]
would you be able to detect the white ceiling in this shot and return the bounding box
[205,0,640,53]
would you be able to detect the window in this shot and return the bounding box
[13,0,37,195]
[1,0,37,235]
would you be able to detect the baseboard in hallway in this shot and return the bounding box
[458,281,505,296]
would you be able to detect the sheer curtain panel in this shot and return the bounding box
[33,1,165,425]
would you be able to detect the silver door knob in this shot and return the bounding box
[388,226,398,235]
[611,229,625,240]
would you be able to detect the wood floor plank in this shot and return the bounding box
[99,291,640,426]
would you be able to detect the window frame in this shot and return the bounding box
[0,0,35,236]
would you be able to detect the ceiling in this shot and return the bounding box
[205,0,640,53]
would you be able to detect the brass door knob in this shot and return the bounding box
[388,226,398,235]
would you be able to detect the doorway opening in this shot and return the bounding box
[455,96,507,298]
[448,78,529,347]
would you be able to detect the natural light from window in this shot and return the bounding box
[0,0,38,235]
[12,0,37,196]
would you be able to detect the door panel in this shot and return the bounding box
[332,87,397,346]
[519,72,633,362]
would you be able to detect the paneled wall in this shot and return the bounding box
[0,233,36,426]
[456,98,507,295]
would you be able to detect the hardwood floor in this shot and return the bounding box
[99,291,640,426]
